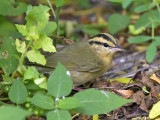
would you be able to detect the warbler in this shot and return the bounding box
[37,33,124,86]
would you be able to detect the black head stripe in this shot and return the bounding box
[89,41,103,45]
[90,34,116,45]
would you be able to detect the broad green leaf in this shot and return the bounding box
[78,0,91,9]
[122,0,132,9]
[134,3,156,13]
[149,101,160,119]
[26,49,46,65]
[34,77,47,89]
[26,5,50,31]
[47,110,71,120]
[47,62,73,98]
[0,105,31,120]
[24,67,39,80]
[74,89,132,115]
[146,41,157,63]
[0,37,19,75]
[25,81,40,90]
[0,0,27,16]
[8,79,28,104]
[56,0,65,7]
[15,25,28,36]
[154,36,160,45]
[108,14,130,34]
[81,28,100,35]
[30,94,54,110]
[58,97,83,110]
[135,10,160,29]
[0,16,17,36]
[37,35,56,52]
[15,39,26,54]
[128,36,151,44]
[40,22,57,36]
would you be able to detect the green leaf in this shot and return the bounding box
[134,3,156,13]
[40,22,57,36]
[122,0,132,9]
[0,16,17,36]
[15,24,28,36]
[47,62,73,98]
[74,89,132,115]
[146,41,157,63]
[108,14,130,34]
[34,77,47,89]
[58,97,83,110]
[128,36,151,43]
[8,79,28,104]
[0,0,27,16]
[0,105,31,120]
[2,75,15,85]
[154,36,160,45]
[149,101,160,119]
[30,94,54,110]
[26,49,46,65]
[135,10,160,29]
[47,110,71,120]
[24,67,39,80]
[0,37,19,75]
[81,28,100,35]
[35,35,56,52]
[15,39,26,54]
[56,0,65,7]
[25,81,40,90]
[26,5,50,31]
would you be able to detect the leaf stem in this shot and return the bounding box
[53,7,61,47]
[46,0,56,19]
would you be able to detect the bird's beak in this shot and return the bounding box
[112,44,125,52]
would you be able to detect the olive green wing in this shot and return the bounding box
[45,42,104,72]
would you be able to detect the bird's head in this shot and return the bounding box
[88,33,124,61]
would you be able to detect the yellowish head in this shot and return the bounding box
[88,33,124,62]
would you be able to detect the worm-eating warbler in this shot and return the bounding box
[39,33,124,86]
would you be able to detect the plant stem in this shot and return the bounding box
[53,7,61,47]
[151,19,155,40]
[11,39,34,77]
[155,0,160,14]
[46,0,56,19]
[0,98,9,101]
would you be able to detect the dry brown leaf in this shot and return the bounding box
[150,74,160,84]
[115,90,134,99]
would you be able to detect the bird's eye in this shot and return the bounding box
[103,43,109,47]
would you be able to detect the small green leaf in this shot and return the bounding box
[26,5,50,31]
[26,49,46,65]
[34,77,47,89]
[40,22,57,36]
[108,14,130,34]
[38,35,56,52]
[0,37,19,75]
[47,110,71,120]
[47,62,73,98]
[74,89,132,115]
[149,101,160,119]
[122,0,132,9]
[24,67,39,80]
[128,36,151,44]
[0,105,31,120]
[56,0,65,7]
[58,97,83,110]
[15,39,26,54]
[8,79,28,104]
[146,41,157,63]
[2,75,15,85]
[30,94,54,110]
[16,25,28,36]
